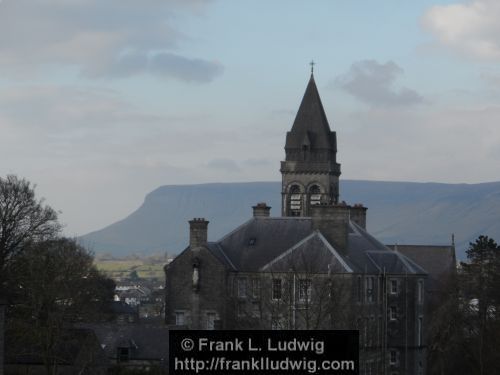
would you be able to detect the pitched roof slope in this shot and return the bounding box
[216,217,313,272]
[208,217,427,276]
[387,244,455,289]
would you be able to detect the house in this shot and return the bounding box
[164,71,450,375]
[83,324,169,374]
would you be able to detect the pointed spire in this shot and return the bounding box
[285,72,334,151]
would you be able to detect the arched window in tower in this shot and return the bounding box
[289,184,302,216]
[309,185,321,206]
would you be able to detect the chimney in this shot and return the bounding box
[189,218,209,250]
[252,202,271,218]
[310,204,349,251]
[350,204,367,229]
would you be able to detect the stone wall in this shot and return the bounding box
[165,247,228,329]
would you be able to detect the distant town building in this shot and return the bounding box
[165,72,455,375]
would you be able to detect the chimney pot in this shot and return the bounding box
[189,218,209,250]
[252,202,271,217]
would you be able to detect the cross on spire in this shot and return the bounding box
[310,60,315,74]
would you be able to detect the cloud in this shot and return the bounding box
[149,53,223,83]
[206,158,241,173]
[0,0,222,82]
[334,60,423,107]
[338,105,500,183]
[480,72,500,87]
[422,0,500,61]
[92,51,224,83]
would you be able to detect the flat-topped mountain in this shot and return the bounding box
[79,180,500,260]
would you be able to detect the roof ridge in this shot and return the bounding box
[259,231,318,271]
[316,230,354,272]
[214,242,237,271]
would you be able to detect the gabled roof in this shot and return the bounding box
[204,217,427,276]
[260,231,353,273]
[81,324,169,362]
[386,244,455,290]
[216,217,313,272]
[285,74,335,150]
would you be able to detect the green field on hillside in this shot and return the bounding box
[95,259,165,280]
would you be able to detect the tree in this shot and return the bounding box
[0,175,60,290]
[7,238,115,375]
[129,270,140,281]
[458,235,500,375]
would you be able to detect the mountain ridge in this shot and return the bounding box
[79,180,500,260]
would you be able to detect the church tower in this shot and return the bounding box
[281,70,341,216]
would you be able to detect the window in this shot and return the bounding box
[251,302,260,318]
[357,276,362,303]
[237,302,245,317]
[389,306,398,321]
[378,316,382,344]
[363,317,368,347]
[118,347,129,362]
[248,237,256,246]
[272,278,282,300]
[237,278,247,298]
[418,280,424,304]
[390,279,398,294]
[206,312,216,330]
[252,278,260,298]
[378,276,383,302]
[271,315,285,330]
[365,276,374,303]
[389,350,398,366]
[417,316,423,346]
[289,185,302,215]
[298,279,312,302]
[309,185,321,206]
[175,311,185,326]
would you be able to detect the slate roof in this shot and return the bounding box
[387,244,455,290]
[205,217,427,276]
[81,324,169,363]
[285,74,336,151]
[260,231,353,273]
[216,217,313,271]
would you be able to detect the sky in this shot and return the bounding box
[1,0,500,236]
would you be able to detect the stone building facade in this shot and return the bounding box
[165,73,439,375]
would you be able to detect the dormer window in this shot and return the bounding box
[248,237,256,246]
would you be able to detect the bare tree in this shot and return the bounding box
[230,247,357,331]
[0,175,60,289]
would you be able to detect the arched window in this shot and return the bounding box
[309,185,321,206]
[289,184,302,216]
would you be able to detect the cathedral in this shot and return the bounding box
[164,71,453,375]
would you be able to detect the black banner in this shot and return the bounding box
[170,330,359,375]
